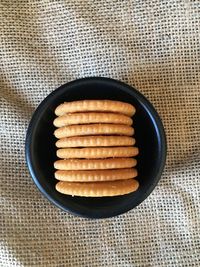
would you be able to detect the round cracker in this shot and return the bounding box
[56,136,135,148]
[57,147,139,159]
[54,158,137,170]
[54,124,134,139]
[55,168,137,182]
[55,179,139,197]
[53,112,133,127]
[55,100,135,117]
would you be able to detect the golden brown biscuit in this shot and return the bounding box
[54,158,137,170]
[56,136,135,148]
[54,124,134,139]
[55,179,139,197]
[55,100,135,117]
[57,146,139,159]
[55,168,137,182]
[53,112,133,127]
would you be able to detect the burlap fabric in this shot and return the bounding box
[0,1,199,266]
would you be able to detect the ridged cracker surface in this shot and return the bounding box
[54,124,134,138]
[55,100,135,116]
[54,112,133,127]
[56,179,139,196]
[56,136,135,148]
[55,168,137,182]
[54,158,137,170]
[57,147,139,159]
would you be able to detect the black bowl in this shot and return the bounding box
[25,77,166,219]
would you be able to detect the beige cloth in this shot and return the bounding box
[0,1,200,266]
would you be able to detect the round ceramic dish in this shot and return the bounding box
[25,77,167,218]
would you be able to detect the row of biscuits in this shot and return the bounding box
[53,100,139,197]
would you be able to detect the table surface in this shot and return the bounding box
[0,1,199,266]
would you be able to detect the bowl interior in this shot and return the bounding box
[26,77,166,218]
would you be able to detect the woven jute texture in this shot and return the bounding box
[0,1,200,266]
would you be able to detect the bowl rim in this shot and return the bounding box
[25,77,167,218]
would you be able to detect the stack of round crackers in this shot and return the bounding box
[53,100,139,197]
